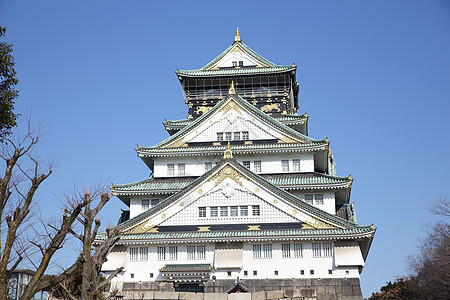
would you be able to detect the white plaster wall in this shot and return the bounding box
[289,191,336,215]
[153,152,315,178]
[129,196,164,219]
[213,46,261,69]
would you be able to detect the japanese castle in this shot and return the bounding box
[100,28,375,298]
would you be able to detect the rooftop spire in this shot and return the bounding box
[234,26,241,42]
[223,142,233,159]
[229,80,236,94]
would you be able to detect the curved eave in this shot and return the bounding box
[176,67,296,78]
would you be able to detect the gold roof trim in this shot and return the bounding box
[234,26,241,42]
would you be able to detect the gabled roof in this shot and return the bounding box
[176,39,295,77]
[139,94,324,152]
[108,158,370,237]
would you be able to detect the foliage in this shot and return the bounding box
[368,277,421,300]
[0,26,19,139]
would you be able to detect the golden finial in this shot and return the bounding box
[370,223,374,229]
[234,26,241,42]
[347,174,352,180]
[229,80,236,94]
[325,137,329,142]
[292,62,295,67]
[223,142,233,159]
[137,144,140,150]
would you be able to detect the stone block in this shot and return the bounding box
[299,289,316,297]
[342,285,353,296]
[352,285,362,296]
[154,291,179,299]
[294,279,311,288]
[123,282,136,291]
[228,293,252,300]
[143,291,155,299]
[334,286,342,295]
[266,290,284,299]
[251,291,266,300]
[179,292,203,300]
[204,293,228,300]
[284,289,294,298]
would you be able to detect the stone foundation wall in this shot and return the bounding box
[120,278,363,300]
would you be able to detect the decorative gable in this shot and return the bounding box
[205,43,270,70]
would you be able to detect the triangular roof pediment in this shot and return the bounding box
[118,159,363,235]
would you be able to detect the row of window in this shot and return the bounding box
[130,242,332,262]
[198,205,260,218]
[281,159,301,172]
[305,194,324,205]
[243,269,339,277]
[130,245,206,261]
[141,199,159,210]
[217,131,249,141]
[167,163,185,176]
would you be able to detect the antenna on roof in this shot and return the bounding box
[234,26,241,42]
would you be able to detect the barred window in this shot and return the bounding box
[282,244,291,258]
[157,246,166,260]
[305,194,314,205]
[312,243,322,257]
[294,243,303,258]
[234,132,240,140]
[199,207,206,218]
[187,246,196,260]
[220,206,228,217]
[130,247,139,261]
[210,207,218,217]
[217,133,223,141]
[254,161,261,173]
[323,243,332,257]
[243,161,250,169]
[253,244,261,259]
[141,199,149,210]
[252,205,260,216]
[242,131,249,140]
[205,162,213,171]
[230,206,238,217]
[263,244,272,258]
[315,194,324,205]
[240,206,248,216]
[178,163,185,175]
[151,199,159,206]
[225,132,232,141]
[167,164,174,176]
[139,247,148,261]
[281,160,289,172]
[197,245,206,260]
[169,246,178,260]
[187,245,205,260]
[293,159,300,171]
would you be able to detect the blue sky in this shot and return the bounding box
[1,0,450,297]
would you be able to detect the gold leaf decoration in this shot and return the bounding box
[208,165,246,187]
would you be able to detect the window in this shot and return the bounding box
[310,270,314,275]
[220,206,228,217]
[305,194,314,205]
[315,194,324,205]
[239,61,244,67]
[300,270,304,275]
[130,247,139,261]
[141,199,149,210]
[282,244,291,258]
[253,270,257,276]
[233,132,240,140]
[240,206,248,216]
[243,161,250,169]
[188,245,205,260]
[151,199,159,206]
[252,205,260,216]
[225,132,232,141]
[199,207,206,218]
[130,273,134,278]
[254,161,261,173]
[345,270,350,275]
[178,163,185,175]
[230,206,238,217]
[323,242,332,257]
[187,246,195,260]
[312,243,322,257]
[281,160,289,172]
[294,243,303,258]
[169,246,178,260]
[293,159,300,171]
[263,244,272,258]
[242,131,249,140]
[232,61,237,67]
[167,164,174,176]
[328,270,333,275]
[150,273,154,278]
[139,247,148,261]
[244,270,248,276]
[197,245,206,259]
[157,246,166,260]
[274,270,278,276]
[205,162,213,171]
[227,271,232,277]
[217,132,224,141]
[253,244,261,259]
[210,207,218,217]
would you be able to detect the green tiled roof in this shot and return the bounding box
[142,94,323,151]
[112,172,351,193]
[177,66,294,77]
[160,264,212,272]
[109,159,361,235]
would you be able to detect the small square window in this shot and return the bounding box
[199,207,206,218]
[178,163,185,175]
[310,270,314,275]
[225,132,232,141]
[252,205,260,216]
[328,269,333,275]
[210,207,218,217]
[217,133,224,141]
[220,206,228,217]
[300,270,305,275]
[227,271,232,277]
[244,270,248,276]
[346,270,350,275]
[167,164,175,176]
[130,273,134,278]
[253,270,257,276]
[205,162,213,171]
[281,160,289,172]
[315,194,324,205]
[254,161,261,173]
[151,199,159,206]
[305,194,314,205]
[232,61,237,67]
[141,199,149,210]
[230,206,238,217]
[293,159,300,171]
[240,206,248,216]
[243,161,250,169]
[234,132,240,140]
[242,131,249,140]
[274,270,278,276]
[239,61,244,66]
[150,273,154,278]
